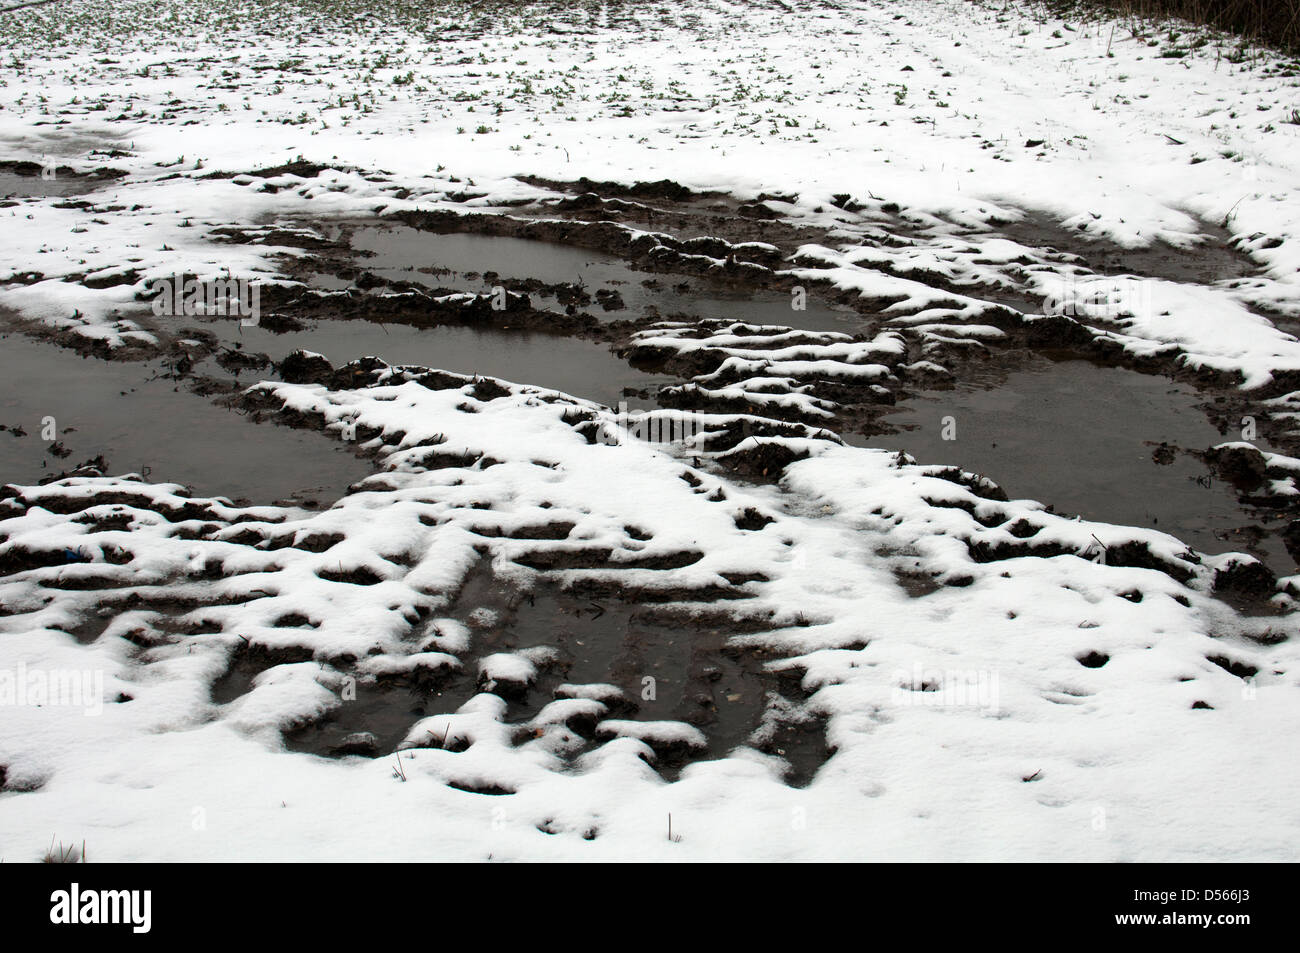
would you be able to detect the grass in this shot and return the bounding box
[43,836,85,863]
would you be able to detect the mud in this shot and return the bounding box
[271,221,864,333]
[214,193,1299,454]
[264,564,831,784]
[993,210,1260,288]
[514,174,832,255]
[5,177,1299,802]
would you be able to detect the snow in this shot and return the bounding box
[596,719,708,751]
[1,0,1299,861]
[2,358,1295,859]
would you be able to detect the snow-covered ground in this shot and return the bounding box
[1,0,1298,861]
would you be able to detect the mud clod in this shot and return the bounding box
[1203,443,1268,491]
[279,349,335,385]
[1213,556,1276,600]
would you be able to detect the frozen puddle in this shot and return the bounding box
[863,355,1294,572]
[0,332,370,506]
[330,224,861,332]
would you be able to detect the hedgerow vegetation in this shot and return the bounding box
[1041,0,1300,52]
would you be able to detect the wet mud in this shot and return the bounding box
[223,564,832,785]
[5,172,1300,797]
[993,210,1261,289]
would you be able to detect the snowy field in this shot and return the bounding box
[1,0,1299,861]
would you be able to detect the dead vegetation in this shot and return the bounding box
[1037,0,1300,53]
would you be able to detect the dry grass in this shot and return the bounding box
[42,837,85,863]
[1041,0,1300,52]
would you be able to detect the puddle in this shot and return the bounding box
[0,161,125,199]
[0,171,113,199]
[274,566,829,784]
[0,332,371,506]
[144,311,677,409]
[328,224,862,332]
[860,354,1295,572]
